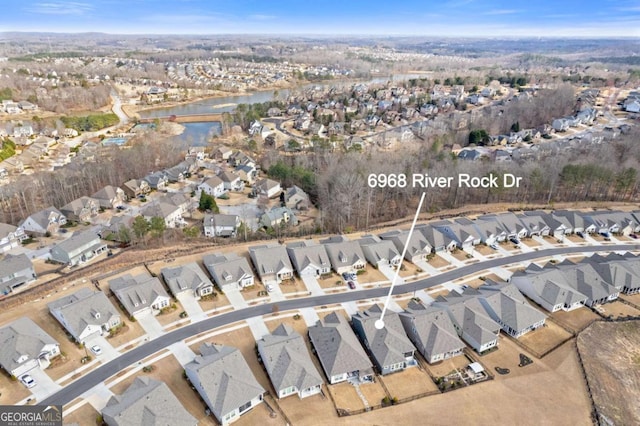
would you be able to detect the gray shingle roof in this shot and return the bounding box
[307,312,373,379]
[102,377,197,426]
[203,253,254,287]
[0,253,33,283]
[351,305,415,369]
[319,236,367,270]
[478,282,547,333]
[257,324,323,395]
[0,317,58,374]
[378,230,431,260]
[248,244,293,279]
[52,230,101,256]
[286,241,331,273]
[161,263,213,296]
[357,236,401,265]
[399,302,465,360]
[47,288,120,340]
[436,292,500,347]
[185,343,264,420]
[109,273,169,317]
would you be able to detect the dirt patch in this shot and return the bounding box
[328,382,366,412]
[398,261,422,278]
[278,277,306,294]
[598,300,640,319]
[517,321,573,357]
[378,367,438,400]
[277,389,337,425]
[577,321,640,426]
[107,321,146,349]
[63,402,100,426]
[622,293,640,308]
[356,267,388,284]
[235,395,288,426]
[423,354,472,379]
[0,373,30,405]
[551,308,601,334]
[317,273,344,290]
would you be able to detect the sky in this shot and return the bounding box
[1,0,639,37]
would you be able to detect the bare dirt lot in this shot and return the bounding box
[598,300,640,319]
[577,321,640,426]
[62,401,100,426]
[551,307,601,334]
[378,366,439,400]
[517,320,573,356]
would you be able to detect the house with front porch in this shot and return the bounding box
[320,235,367,275]
[48,288,121,343]
[357,235,402,267]
[49,230,107,266]
[203,253,255,292]
[19,207,67,236]
[249,244,294,285]
[161,263,215,300]
[0,317,60,378]
[379,229,431,264]
[286,241,331,278]
[109,273,171,318]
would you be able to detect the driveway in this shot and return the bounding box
[225,288,248,309]
[301,275,324,296]
[27,368,62,402]
[379,264,404,284]
[84,334,120,363]
[135,312,165,340]
[168,341,197,366]
[176,293,206,322]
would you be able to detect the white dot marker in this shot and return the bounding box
[374,319,385,330]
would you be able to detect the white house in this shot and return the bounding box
[199,176,226,198]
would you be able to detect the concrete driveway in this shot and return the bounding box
[225,288,248,309]
[84,334,120,363]
[27,368,62,402]
[379,264,403,284]
[301,275,324,296]
[136,312,165,340]
[176,293,206,322]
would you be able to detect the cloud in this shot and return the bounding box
[249,14,276,21]
[482,9,519,16]
[25,1,93,15]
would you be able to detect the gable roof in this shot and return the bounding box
[248,244,293,278]
[286,240,331,273]
[0,317,58,373]
[477,282,547,333]
[47,288,120,338]
[257,324,323,394]
[161,263,212,296]
[378,229,431,259]
[185,343,264,419]
[19,206,65,231]
[102,377,197,426]
[320,236,367,269]
[357,235,401,265]
[351,305,415,368]
[307,312,373,379]
[399,302,465,359]
[203,253,254,284]
[435,292,500,346]
[108,273,169,316]
[51,230,101,256]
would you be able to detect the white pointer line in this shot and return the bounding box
[375,191,427,330]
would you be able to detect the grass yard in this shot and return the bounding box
[398,261,423,279]
[424,354,472,379]
[0,372,30,405]
[359,379,388,407]
[277,389,337,425]
[516,321,573,356]
[235,396,288,426]
[356,267,388,284]
[480,336,545,380]
[278,277,306,294]
[621,293,640,308]
[155,300,185,326]
[62,401,100,426]
[106,320,146,349]
[428,255,450,268]
[598,300,640,319]
[328,382,366,412]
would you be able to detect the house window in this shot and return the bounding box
[238,400,252,414]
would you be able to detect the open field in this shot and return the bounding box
[378,366,439,400]
[334,340,592,426]
[551,307,600,333]
[577,321,640,426]
[517,321,573,356]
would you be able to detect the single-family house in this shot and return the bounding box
[143,171,169,191]
[552,210,590,235]
[516,213,551,237]
[357,235,402,267]
[308,312,374,384]
[0,254,36,296]
[109,273,171,318]
[587,253,640,295]
[141,201,183,228]
[199,176,226,198]
[472,217,508,245]
[60,196,99,222]
[48,288,121,343]
[320,235,367,274]
[213,146,233,161]
[399,301,465,364]
[415,223,458,252]
[433,291,501,353]
[185,343,265,426]
[476,282,547,338]
[379,229,431,264]
[0,317,60,378]
[486,212,528,240]
[255,178,282,199]
[102,377,197,426]
[101,215,135,242]
[49,230,107,266]
[91,185,127,209]
[161,263,215,299]
[219,171,243,191]
[285,186,311,210]
[286,241,331,278]
[257,324,323,399]
[203,213,240,238]
[249,244,294,285]
[259,207,298,229]
[351,305,416,375]
[122,179,151,199]
[236,164,257,184]
[203,253,255,291]
[0,223,27,253]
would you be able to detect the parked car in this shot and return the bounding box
[489,244,499,250]
[630,234,638,239]
[576,231,585,238]
[266,284,274,292]
[90,345,102,356]
[347,281,356,290]
[20,374,36,388]
[509,237,520,245]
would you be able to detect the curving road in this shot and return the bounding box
[41,243,640,406]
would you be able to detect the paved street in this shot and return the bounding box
[41,243,640,407]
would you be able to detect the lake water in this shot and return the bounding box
[141,73,429,146]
